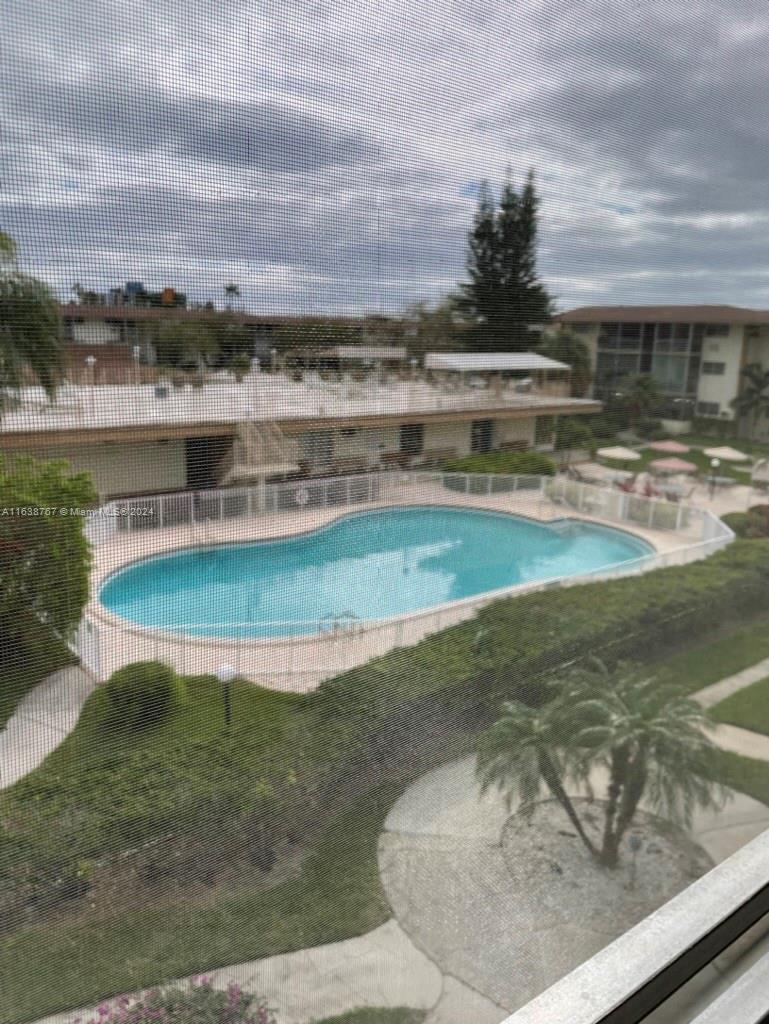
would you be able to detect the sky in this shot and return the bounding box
[1,0,767,315]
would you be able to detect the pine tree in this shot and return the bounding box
[455,181,501,331]
[457,170,552,352]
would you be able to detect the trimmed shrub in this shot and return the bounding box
[443,450,556,476]
[104,661,185,729]
[554,417,595,451]
[722,505,769,540]
[636,418,665,440]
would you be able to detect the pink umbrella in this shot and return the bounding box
[649,456,698,475]
[649,439,691,454]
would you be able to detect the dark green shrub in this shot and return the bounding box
[555,417,595,451]
[723,505,769,540]
[443,450,556,476]
[104,661,185,729]
[636,418,665,440]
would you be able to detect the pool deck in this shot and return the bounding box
[84,478,707,692]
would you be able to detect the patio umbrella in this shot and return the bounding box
[649,457,698,475]
[649,439,691,454]
[596,446,641,462]
[703,445,750,462]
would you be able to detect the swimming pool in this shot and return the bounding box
[99,506,653,639]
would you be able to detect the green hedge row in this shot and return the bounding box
[442,450,556,476]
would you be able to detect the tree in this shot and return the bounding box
[614,373,661,427]
[456,171,552,351]
[149,319,217,370]
[0,233,63,409]
[0,455,96,645]
[402,299,468,358]
[224,281,241,311]
[731,363,769,439]
[539,328,592,397]
[455,181,501,337]
[477,660,724,868]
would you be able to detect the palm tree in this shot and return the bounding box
[224,282,241,311]
[615,373,661,427]
[539,329,592,397]
[477,661,725,868]
[0,233,62,410]
[477,697,598,856]
[731,363,769,439]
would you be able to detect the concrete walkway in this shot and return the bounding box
[378,755,769,1018]
[695,658,769,708]
[34,920,443,1024]
[0,665,96,790]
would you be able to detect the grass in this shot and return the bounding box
[0,783,396,1023]
[716,751,769,807]
[651,619,769,696]
[314,1011,426,1024]
[712,678,769,736]
[678,433,769,458]
[600,445,747,482]
[0,622,73,729]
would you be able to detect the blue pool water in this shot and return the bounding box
[100,506,653,638]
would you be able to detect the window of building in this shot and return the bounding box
[701,361,726,375]
[696,401,721,416]
[399,422,425,454]
[705,324,730,336]
[651,354,688,393]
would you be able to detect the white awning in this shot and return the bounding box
[326,345,408,361]
[424,352,569,372]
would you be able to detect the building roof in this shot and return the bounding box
[322,345,408,361]
[59,304,362,327]
[553,305,769,325]
[424,352,569,372]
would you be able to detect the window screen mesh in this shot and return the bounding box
[1,3,767,1023]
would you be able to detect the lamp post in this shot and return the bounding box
[709,457,720,500]
[409,357,418,382]
[216,663,236,731]
[270,347,278,374]
[84,354,97,417]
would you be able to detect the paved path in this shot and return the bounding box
[695,658,769,708]
[0,665,96,790]
[34,920,443,1024]
[378,755,769,1017]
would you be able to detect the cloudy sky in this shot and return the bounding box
[1,0,767,314]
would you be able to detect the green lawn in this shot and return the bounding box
[712,678,769,736]
[678,434,769,459]
[0,622,73,729]
[0,783,396,1023]
[315,1011,426,1024]
[651,619,769,696]
[716,751,769,807]
[600,445,747,482]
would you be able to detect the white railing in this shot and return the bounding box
[78,472,733,687]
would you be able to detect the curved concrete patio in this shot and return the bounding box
[378,755,769,1017]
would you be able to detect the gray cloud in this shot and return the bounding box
[0,0,766,312]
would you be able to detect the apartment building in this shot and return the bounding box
[0,354,599,499]
[552,305,769,437]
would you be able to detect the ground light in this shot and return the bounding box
[216,662,237,731]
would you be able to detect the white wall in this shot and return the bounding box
[72,320,121,345]
[696,327,744,419]
[25,441,187,498]
[494,417,537,446]
[423,420,472,456]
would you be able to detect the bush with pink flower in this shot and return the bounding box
[73,977,275,1024]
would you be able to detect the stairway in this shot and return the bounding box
[219,421,300,485]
